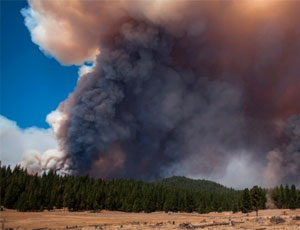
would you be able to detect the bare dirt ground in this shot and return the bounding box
[1,209,300,230]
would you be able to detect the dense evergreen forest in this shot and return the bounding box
[1,165,299,213]
[156,176,233,193]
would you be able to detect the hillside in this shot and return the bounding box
[156,176,237,193]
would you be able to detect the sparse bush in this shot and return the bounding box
[270,216,285,224]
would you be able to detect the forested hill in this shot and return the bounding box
[156,176,234,193]
[1,165,299,213]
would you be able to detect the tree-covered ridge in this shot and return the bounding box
[1,165,299,213]
[156,176,233,193]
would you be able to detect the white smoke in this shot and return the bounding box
[219,153,266,189]
[0,115,67,174]
[0,115,55,166]
[46,110,66,135]
[78,63,96,78]
[22,149,66,175]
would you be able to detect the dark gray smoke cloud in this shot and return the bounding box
[22,0,300,186]
[58,23,245,179]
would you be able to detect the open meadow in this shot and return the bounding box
[1,209,300,230]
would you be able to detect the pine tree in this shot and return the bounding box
[4,180,19,209]
[184,192,194,213]
[250,186,265,216]
[163,190,177,212]
[232,202,239,213]
[197,202,207,214]
[271,187,281,208]
[279,185,286,208]
[298,191,300,208]
[289,185,297,209]
[241,188,252,213]
[284,185,290,208]
[133,198,143,212]
[16,192,28,211]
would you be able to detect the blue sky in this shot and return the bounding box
[0,0,78,129]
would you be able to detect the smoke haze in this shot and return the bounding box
[18,0,300,187]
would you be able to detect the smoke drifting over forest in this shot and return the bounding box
[21,0,300,187]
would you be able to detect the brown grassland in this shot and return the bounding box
[1,209,300,230]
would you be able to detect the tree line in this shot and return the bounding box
[271,184,300,209]
[1,165,299,213]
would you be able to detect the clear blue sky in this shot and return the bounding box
[0,0,78,129]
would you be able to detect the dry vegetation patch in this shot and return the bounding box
[1,209,300,230]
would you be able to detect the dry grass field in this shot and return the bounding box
[1,209,300,230]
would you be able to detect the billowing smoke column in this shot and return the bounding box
[58,24,245,179]
[22,0,300,186]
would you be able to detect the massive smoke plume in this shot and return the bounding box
[21,0,300,186]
